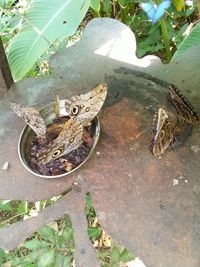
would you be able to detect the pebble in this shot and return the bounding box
[173,179,179,186]
[1,161,10,170]
[73,181,78,186]
[191,145,200,153]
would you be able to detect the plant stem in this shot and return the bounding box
[120,7,128,24]
[198,0,200,18]
[0,212,24,227]
[129,2,135,16]
[90,9,100,18]
[160,17,172,62]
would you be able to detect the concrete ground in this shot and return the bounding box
[0,18,200,267]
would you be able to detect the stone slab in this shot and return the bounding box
[0,18,200,267]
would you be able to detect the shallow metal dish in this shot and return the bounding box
[18,101,100,179]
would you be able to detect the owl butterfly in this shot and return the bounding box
[10,103,46,137]
[149,108,173,156]
[37,117,83,164]
[65,83,108,126]
[169,84,199,125]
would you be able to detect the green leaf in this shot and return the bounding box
[172,0,184,11]
[55,254,71,267]
[0,201,12,211]
[110,245,121,264]
[24,248,48,262]
[62,227,73,241]
[86,193,91,207]
[37,249,55,267]
[173,22,200,60]
[88,227,101,240]
[55,254,65,267]
[0,248,5,265]
[24,240,51,250]
[118,0,127,7]
[16,201,28,213]
[90,0,101,13]
[119,248,134,262]
[103,0,111,14]
[62,256,72,267]
[8,0,90,80]
[38,225,56,241]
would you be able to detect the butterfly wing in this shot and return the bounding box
[65,83,108,125]
[37,118,83,164]
[149,108,173,156]
[10,103,46,137]
[169,84,199,125]
[170,117,193,149]
[141,3,156,21]
[152,0,171,23]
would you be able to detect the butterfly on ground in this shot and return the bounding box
[149,108,173,156]
[149,84,199,156]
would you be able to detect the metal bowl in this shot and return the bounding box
[18,101,100,179]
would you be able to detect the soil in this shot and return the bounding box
[28,116,96,176]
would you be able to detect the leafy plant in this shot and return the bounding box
[3,0,90,80]
[2,215,75,267]
[86,193,135,266]
[109,245,134,266]
[89,0,199,62]
[173,21,200,59]
[1,0,199,80]
[0,197,61,228]
[0,194,136,267]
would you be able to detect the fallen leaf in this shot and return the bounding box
[102,230,111,247]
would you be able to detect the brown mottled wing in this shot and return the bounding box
[149,108,173,156]
[169,84,199,125]
[10,103,46,137]
[170,117,193,149]
[65,83,108,125]
[37,118,83,164]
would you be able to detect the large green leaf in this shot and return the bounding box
[24,239,51,250]
[88,227,101,240]
[90,0,101,13]
[110,245,121,264]
[37,249,55,267]
[172,22,200,60]
[8,0,90,80]
[119,248,134,262]
[38,225,56,241]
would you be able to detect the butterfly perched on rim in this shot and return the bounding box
[169,84,199,125]
[10,103,46,137]
[149,84,199,156]
[65,83,108,126]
